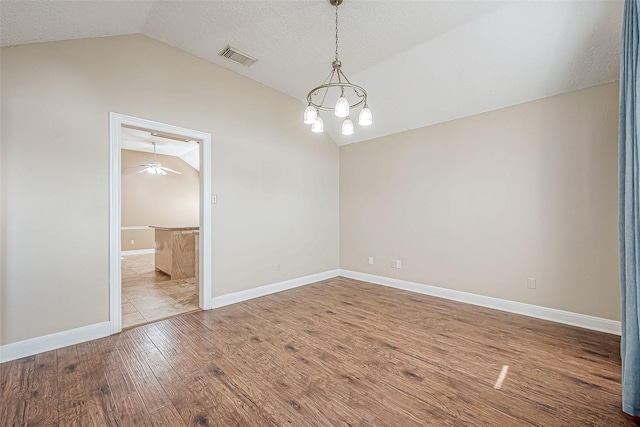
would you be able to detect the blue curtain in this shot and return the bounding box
[620,0,640,418]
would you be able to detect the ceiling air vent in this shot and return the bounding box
[218,45,258,67]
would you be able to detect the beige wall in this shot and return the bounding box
[0,35,339,345]
[121,150,199,251]
[340,82,620,321]
[121,229,155,252]
[0,33,620,347]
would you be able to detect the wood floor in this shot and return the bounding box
[1,277,634,426]
[121,254,199,329]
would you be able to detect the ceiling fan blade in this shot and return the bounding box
[158,168,167,175]
[160,166,182,174]
[137,168,149,174]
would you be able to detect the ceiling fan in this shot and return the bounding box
[138,142,182,175]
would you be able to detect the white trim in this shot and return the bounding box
[0,322,111,363]
[121,249,155,256]
[109,113,213,335]
[121,226,151,230]
[339,270,621,335]
[109,114,122,334]
[200,129,212,310]
[211,270,340,309]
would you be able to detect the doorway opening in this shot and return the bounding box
[109,113,212,334]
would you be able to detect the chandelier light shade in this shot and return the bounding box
[304,105,318,124]
[311,115,324,133]
[358,105,373,126]
[304,0,372,135]
[334,94,350,117]
[341,117,354,135]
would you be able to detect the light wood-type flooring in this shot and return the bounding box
[1,277,634,426]
[121,254,199,329]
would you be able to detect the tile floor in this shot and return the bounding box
[121,253,199,329]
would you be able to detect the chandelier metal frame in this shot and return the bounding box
[306,61,368,112]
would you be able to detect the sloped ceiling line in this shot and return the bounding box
[120,127,200,172]
[0,0,624,146]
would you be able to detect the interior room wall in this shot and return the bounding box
[121,229,155,252]
[340,82,620,321]
[0,34,339,346]
[121,149,199,251]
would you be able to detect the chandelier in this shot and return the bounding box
[303,0,372,135]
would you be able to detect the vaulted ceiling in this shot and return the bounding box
[121,127,200,171]
[1,0,623,146]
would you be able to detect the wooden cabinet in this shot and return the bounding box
[195,231,200,287]
[152,226,198,279]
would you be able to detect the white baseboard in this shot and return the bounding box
[211,269,340,309]
[121,249,155,256]
[0,321,111,363]
[0,270,340,363]
[339,270,621,335]
[3,269,617,364]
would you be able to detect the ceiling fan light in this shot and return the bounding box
[341,117,354,135]
[304,105,318,124]
[358,106,372,126]
[335,95,350,117]
[311,115,324,133]
[138,143,182,176]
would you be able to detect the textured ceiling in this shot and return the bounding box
[1,0,623,146]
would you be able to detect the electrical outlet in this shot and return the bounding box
[368,256,374,265]
[130,240,134,245]
[527,278,536,289]
[395,260,402,269]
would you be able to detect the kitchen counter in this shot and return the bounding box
[150,226,199,231]
[151,226,199,279]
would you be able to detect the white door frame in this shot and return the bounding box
[109,112,212,334]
